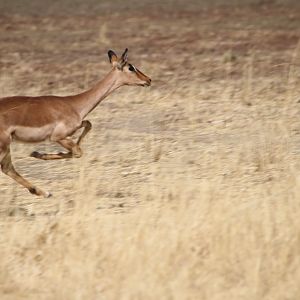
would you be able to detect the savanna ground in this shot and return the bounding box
[1,0,300,299]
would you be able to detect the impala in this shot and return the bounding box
[0,49,151,197]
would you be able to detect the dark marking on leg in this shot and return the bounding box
[29,187,37,194]
[30,151,43,159]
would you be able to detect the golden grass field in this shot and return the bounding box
[1,0,300,299]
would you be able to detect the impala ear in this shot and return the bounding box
[108,50,118,67]
[119,48,128,69]
[121,48,128,63]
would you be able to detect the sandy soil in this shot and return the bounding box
[1,1,300,299]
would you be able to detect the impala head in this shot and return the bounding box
[108,48,151,87]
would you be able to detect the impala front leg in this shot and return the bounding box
[30,120,92,160]
[31,138,82,160]
[77,120,92,146]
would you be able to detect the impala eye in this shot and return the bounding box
[128,64,135,72]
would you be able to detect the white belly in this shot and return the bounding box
[12,124,55,143]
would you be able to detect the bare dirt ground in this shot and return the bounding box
[1,0,300,299]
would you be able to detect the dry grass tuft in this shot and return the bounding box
[1,1,300,299]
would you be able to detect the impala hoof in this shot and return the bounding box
[30,151,42,158]
[44,191,53,198]
[28,187,52,198]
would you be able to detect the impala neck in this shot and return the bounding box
[72,69,122,119]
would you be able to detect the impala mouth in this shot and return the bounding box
[139,83,150,87]
[143,79,151,87]
[137,78,151,87]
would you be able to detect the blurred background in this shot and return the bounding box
[1,0,300,299]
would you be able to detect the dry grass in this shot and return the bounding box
[1,1,300,299]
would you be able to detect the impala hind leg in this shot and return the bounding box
[30,120,92,160]
[1,147,51,198]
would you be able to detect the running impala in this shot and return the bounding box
[0,49,151,197]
